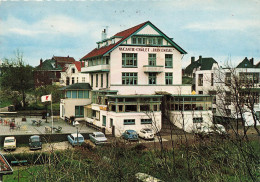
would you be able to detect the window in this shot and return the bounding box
[96,74,98,87]
[140,105,150,111]
[149,73,156,85]
[122,72,138,85]
[102,115,106,126]
[132,36,162,45]
[77,77,79,83]
[125,105,137,112]
[165,54,173,68]
[141,119,152,124]
[91,75,93,87]
[208,91,216,104]
[225,91,231,105]
[225,109,231,116]
[198,74,203,86]
[66,77,70,85]
[72,77,75,84]
[122,53,137,67]
[66,91,71,98]
[72,91,77,98]
[225,72,231,86]
[148,54,156,66]
[78,91,83,98]
[72,68,75,73]
[101,74,103,88]
[124,119,135,125]
[165,72,173,85]
[106,73,109,88]
[198,91,203,95]
[82,77,85,83]
[193,118,203,123]
[75,106,84,117]
[211,73,214,86]
[83,91,89,98]
[110,118,113,127]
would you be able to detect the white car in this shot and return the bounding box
[138,128,154,140]
[212,124,228,135]
[4,136,16,151]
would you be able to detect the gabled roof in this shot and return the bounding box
[75,61,84,71]
[62,61,85,72]
[36,56,76,71]
[60,83,92,90]
[81,21,187,60]
[236,57,254,68]
[52,56,75,63]
[185,57,217,74]
[35,59,63,71]
[255,61,260,68]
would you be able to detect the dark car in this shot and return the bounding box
[122,130,139,141]
[29,135,42,150]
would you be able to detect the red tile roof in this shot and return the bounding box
[81,21,148,60]
[52,56,76,63]
[75,61,84,71]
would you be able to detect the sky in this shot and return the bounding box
[0,0,259,68]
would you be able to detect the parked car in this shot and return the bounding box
[122,130,139,141]
[193,124,227,137]
[4,136,16,151]
[29,135,42,150]
[67,133,84,146]
[138,128,154,140]
[211,124,228,136]
[89,132,108,145]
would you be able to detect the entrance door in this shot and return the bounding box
[102,115,106,126]
[110,118,113,128]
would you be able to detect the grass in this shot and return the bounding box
[3,138,260,182]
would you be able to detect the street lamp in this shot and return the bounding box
[74,121,80,145]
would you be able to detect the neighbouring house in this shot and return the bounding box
[60,61,89,86]
[34,56,76,87]
[194,57,260,123]
[60,83,92,119]
[60,21,213,136]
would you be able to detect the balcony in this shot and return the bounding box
[143,65,164,73]
[81,64,110,73]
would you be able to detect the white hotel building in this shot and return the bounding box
[60,21,213,136]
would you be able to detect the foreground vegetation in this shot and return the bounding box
[4,136,260,182]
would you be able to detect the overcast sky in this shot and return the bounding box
[0,0,259,68]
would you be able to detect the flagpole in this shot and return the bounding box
[51,94,53,134]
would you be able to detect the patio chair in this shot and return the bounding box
[32,120,37,125]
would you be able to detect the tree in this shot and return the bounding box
[0,52,34,109]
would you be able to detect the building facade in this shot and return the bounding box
[34,56,76,87]
[61,21,213,136]
[60,61,89,86]
[194,57,260,125]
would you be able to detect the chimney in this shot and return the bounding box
[191,57,195,63]
[40,58,43,67]
[250,58,254,65]
[199,55,202,64]
[101,29,107,41]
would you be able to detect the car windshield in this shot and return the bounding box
[31,138,40,142]
[144,129,152,133]
[76,137,84,141]
[96,134,105,137]
[130,131,137,135]
[5,139,15,143]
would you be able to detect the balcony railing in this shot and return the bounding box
[81,64,110,73]
[143,65,164,73]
